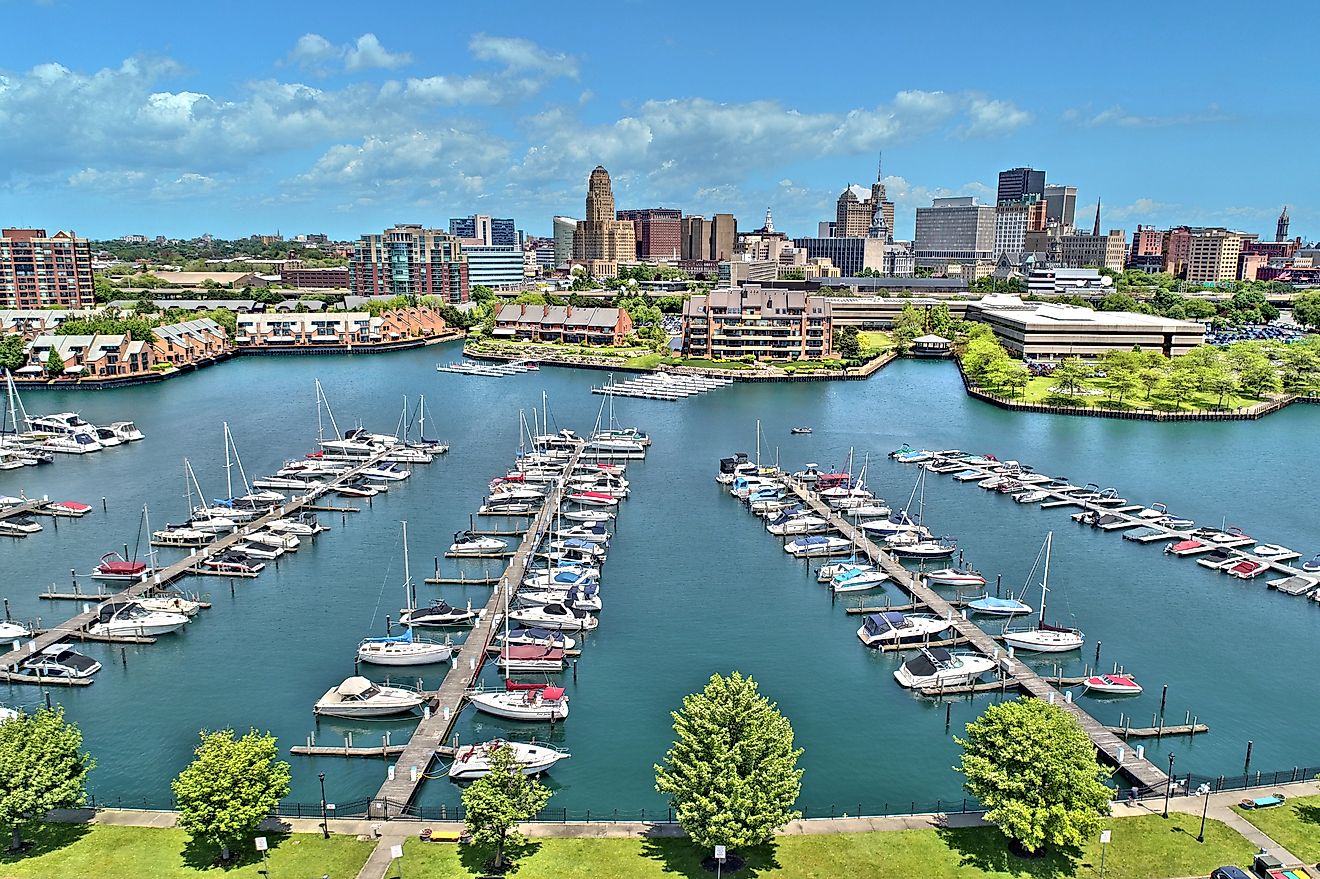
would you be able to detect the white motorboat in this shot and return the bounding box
[890,538,958,560]
[496,644,567,673]
[552,523,611,544]
[109,421,145,442]
[559,509,613,525]
[831,567,889,593]
[229,541,283,560]
[93,426,123,447]
[509,602,599,631]
[543,538,606,560]
[358,629,454,666]
[817,560,868,583]
[566,491,619,507]
[248,531,301,551]
[1,516,42,534]
[89,601,188,637]
[966,595,1033,616]
[314,676,425,717]
[1252,544,1296,562]
[924,568,987,588]
[1014,490,1050,504]
[523,567,599,588]
[1082,673,1144,696]
[448,532,508,556]
[266,518,319,536]
[784,535,853,558]
[152,526,214,547]
[844,503,892,519]
[895,648,998,689]
[766,513,830,536]
[447,740,571,780]
[1001,532,1084,653]
[520,583,602,612]
[19,644,101,679]
[138,594,204,617]
[361,463,411,482]
[252,475,326,491]
[856,611,952,647]
[468,683,569,722]
[0,621,32,641]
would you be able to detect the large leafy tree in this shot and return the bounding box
[0,335,25,372]
[655,672,803,852]
[461,744,552,871]
[1293,291,1320,330]
[171,729,290,859]
[958,698,1112,855]
[0,707,95,850]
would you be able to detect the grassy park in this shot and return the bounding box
[0,824,374,879]
[1233,793,1320,864]
[398,813,1254,879]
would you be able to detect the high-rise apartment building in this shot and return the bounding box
[349,224,469,303]
[914,197,997,270]
[0,229,94,309]
[449,215,517,247]
[1163,227,1192,277]
[681,216,710,260]
[552,217,578,267]
[616,208,682,260]
[1185,230,1243,283]
[997,167,1046,205]
[709,214,737,261]
[1044,184,1077,228]
[571,166,636,272]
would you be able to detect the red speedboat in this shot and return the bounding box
[1083,674,1143,696]
[91,552,148,581]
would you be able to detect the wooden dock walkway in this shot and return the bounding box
[0,451,391,675]
[369,444,584,818]
[785,478,1172,791]
[0,498,47,522]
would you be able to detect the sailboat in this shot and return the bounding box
[359,522,455,665]
[469,581,571,721]
[1001,532,1084,652]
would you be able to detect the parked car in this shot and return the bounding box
[1211,867,1251,879]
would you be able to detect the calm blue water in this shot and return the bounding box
[2,346,1318,815]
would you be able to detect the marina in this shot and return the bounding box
[1,347,1318,817]
[590,373,733,401]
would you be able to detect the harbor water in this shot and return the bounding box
[2,344,1318,816]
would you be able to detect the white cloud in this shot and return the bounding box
[470,34,579,78]
[67,167,147,189]
[345,34,412,71]
[1064,104,1230,128]
[1105,198,1178,221]
[962,98,1032,137]
[288,34,337,66]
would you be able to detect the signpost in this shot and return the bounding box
[390,842,404,879]
[1099,829,1111,879]
[255,836,268,878]
[715,845,727,879]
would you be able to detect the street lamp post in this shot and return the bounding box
[1162,753,1176,819]
[1197,783,1212,843]
[319,772,329,840]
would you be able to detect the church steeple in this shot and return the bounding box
[1277,205,1290,242]
[1092,198,1102,237]
[763,207,775,235]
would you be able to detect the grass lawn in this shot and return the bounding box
[1233,794,1320,864]
[622,352,665,369]
[859,331,895,356]
[1011,376,1264,412]
[398,813,1253,878]
[0,824,374,879]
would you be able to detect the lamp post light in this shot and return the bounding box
[1162,753,1176,819]
[1196,783,1212,843]
[319,772,329,840]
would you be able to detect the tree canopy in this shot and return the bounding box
[171,729,291,858]
[958,698,1112,854]
[655,671,803,851]
[0,707,95,850]
[0,335,25,372]
[1293,290,1320,330]
[461,744,552,871]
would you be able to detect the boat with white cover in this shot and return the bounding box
[509,602,599,631]
[831,567,889,593]
[468,682,569,722]
[448,532,508,556]
[313,676,425,717]
[89,601,188,637]
[358,628,454,666]
[784,535,852,558]
[856,611,953,647]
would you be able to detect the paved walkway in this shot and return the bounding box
[44,777,1319,879]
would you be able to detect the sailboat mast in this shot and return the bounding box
[143,505,157,571]
[223,421,234,500]
[402,521,414,609]
[227,424,254,496]
[755,419,762,469]
[1039,531,1053,626]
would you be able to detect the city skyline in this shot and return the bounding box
[0,0,1310,241]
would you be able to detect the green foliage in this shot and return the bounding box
[654,671,803,852]
[1292,290,1320,329]
[616,295,662,326]
[958,698,1112,854]
[461,745,552,869]
[92,276,117,304]
[171,729,290,856]
[44,349,64,377]
[1097,292,1140,313]
[832,326,861,359]
[960,336,1008,385]
[55,313,158,344]
[470,285,497,304]
[133,297,158,315]
[891,304,926,351]
[1048,357,1092,400]
[969,277,1025,294]
[0,335,25,372]
[0,707,95,848]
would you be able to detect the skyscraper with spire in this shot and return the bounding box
[1277,206,1290,242]
[835,154,895,240]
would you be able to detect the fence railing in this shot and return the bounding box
[82,763,1320,823]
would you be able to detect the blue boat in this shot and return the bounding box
[1302,554,1320,574]
[966,595,1033,617]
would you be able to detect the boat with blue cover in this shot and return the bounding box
[831,567,889,593]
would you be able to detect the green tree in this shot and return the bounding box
[891,305,925,350]
[1158,363,1201,409]
[0,335,25,372]
[1097,292,1139,312]
[93,275,117,304]
[1107,365,1142,406]
[1278,342,1320,394]
[0,707,95,851]
[1182,298,1218,320]
[957,698,1112,855]
[171,729,291,860]
[1048,357,1091,399]
[44,348,64,378]
[833,326,861,359]
[1292,291,1320,329]
[655,672,803,853]
[960,337,1009,385]
[928,303,954,337]
[461,744,552,872]
[1227,345,1280,397]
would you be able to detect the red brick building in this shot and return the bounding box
[616,209,683,261]
[0,229,94,308]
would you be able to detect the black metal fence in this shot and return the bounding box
[83,763,1320,822]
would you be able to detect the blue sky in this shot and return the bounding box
[0,0,1307,242]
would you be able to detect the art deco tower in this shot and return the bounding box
[572,166,635,265]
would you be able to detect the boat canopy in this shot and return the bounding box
[863,612,907,634]
[970,597,1022,610]
[363,628,414,645]
[337,676,377,697]
[542,687,565,700]
[902,648,952,678]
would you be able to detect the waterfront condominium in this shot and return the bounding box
[682,284,833,360]
[0,228,94,309]
[349,224,470,304]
